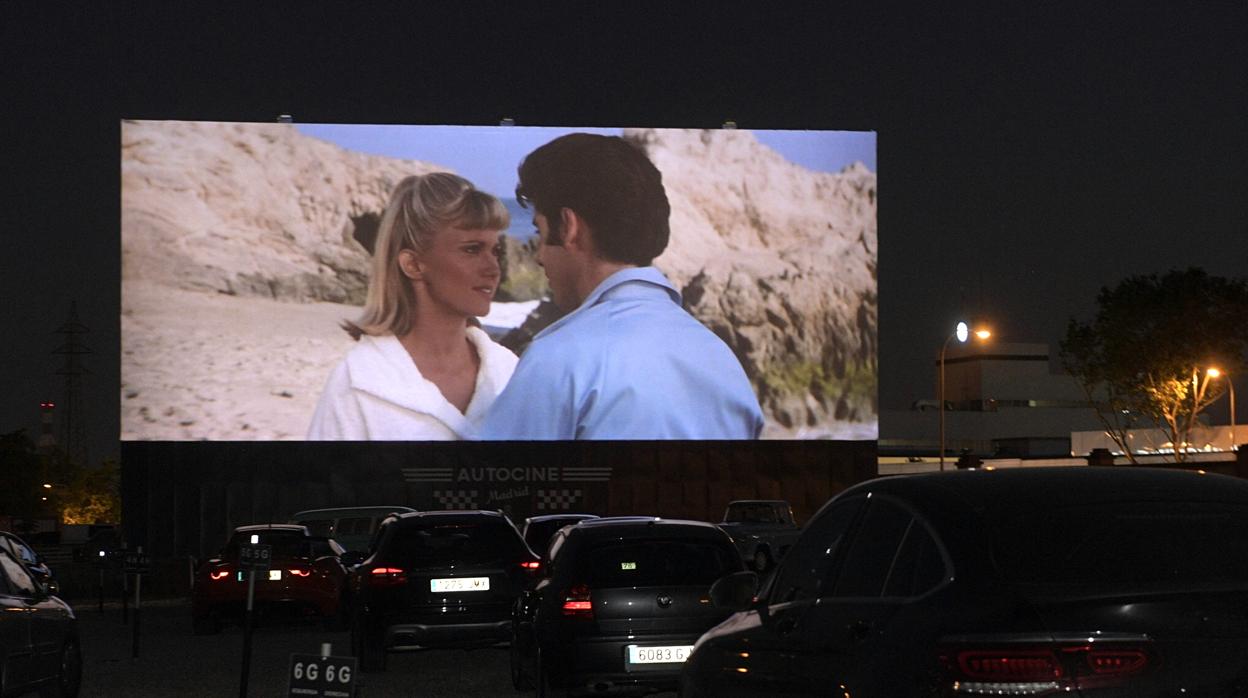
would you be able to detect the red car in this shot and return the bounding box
[192,524,348,634]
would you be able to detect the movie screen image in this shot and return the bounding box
[121,121,877,441]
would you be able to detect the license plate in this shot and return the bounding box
[626,645,694,665]
[430,576,490,592]
[268,570,282,581]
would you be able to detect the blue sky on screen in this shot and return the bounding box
[296,124,876,200]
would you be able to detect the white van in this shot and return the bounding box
[289,506,417,553]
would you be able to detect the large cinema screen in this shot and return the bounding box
[120,121,877,441]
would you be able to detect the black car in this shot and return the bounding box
[521,514,599,557]
[0,548,80,698]
[682,467,1248,697]
[349,510,540,672]
[512,517,744,697]
[192,524,350,634]
[0,531,58,596]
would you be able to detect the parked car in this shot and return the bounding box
[191,524,349,634]
[290,506,417,554]
[349,510,541,672]
[0,547,79,698]
[0,531,58,596]
[682,467,1248,697]
[512,517,744,697]
[520,514,599,556]
[716,499,800,573]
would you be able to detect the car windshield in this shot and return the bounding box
[992,501,1248,594]
[224,531,311,560]
[388,519,526,566]
[581,539,737,588]
[727,504,780,523]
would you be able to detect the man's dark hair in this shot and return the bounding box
[515,133,670,266]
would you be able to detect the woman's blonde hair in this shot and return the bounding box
[345,172,509,339]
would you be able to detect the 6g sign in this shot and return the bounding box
[288,653,357,698]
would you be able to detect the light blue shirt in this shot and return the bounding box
[480,267,764,440]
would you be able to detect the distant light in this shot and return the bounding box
[40,497,47,501]
[98,550,106,557]
[956,321,969,343]
[1208,368,1222,378]
[250,534,259,544]
[975,329,992,340]
[42,483,52,489]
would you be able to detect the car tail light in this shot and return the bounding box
[368,566,407,587]
[288,568,311,577]
[519,561,540,571]
[209,569,230,581]
[942,642,1152,695]
[562,583,593,617]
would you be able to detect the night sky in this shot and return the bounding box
[2,4,1244,462]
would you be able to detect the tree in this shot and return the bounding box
[1061,268,1248,463]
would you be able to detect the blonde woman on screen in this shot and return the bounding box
[308,173,518,440]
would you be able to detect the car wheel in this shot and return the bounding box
[536,645,569,698]
[352,611,387,673]
[40,639,81,698]
[324,594,350,632]
[192,610,222,635]
[510,623,535,690]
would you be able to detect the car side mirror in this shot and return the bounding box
[709,570,759,611]
[340,551,367,567]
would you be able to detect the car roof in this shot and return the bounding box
[291,506,417,518]
[726,500,789,505]
[564,517,728,542]
[233,524,308,534]
[524,514,599,525]
[388,510,510,522]
[856,466,1248,511]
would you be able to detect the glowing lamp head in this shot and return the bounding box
[975,329,991,340]
[956,321,969,343]
[1208,368,1222,378]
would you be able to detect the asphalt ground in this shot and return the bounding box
[70,598,679,697]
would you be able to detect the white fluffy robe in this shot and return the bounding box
[307,327,518,440]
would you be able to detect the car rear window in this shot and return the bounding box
[387,519,526,566]
[993,501,1248,591]
[225,531,310,559]
[582,539,738,589]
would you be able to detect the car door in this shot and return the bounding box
[698,496,865,697]
[785,496,951,695]
[0,550,36,692]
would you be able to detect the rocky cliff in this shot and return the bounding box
[633,129,877,434]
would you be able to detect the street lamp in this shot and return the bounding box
[1208,368,1237,452]
[940,322,991,471]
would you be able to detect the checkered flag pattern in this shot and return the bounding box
[433,490,479,510]
[536,489,583,511]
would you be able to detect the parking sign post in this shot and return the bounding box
[123,547,150,659]
[238,541,271,698]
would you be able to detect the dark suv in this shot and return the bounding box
[349,510,540,672]
[682,467,1248,696]
[511,517,743,697]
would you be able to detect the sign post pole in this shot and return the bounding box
[239,568,256,698]
[131,547,142,659]
[237,540,270,698]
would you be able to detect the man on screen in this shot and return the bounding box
[479,133,763,440]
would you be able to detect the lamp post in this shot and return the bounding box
[1209,368,1237,452]
[940,322,991,471]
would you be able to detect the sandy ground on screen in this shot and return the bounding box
[120,281,876,442]
[120,280,538,441]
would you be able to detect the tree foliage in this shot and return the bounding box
[1060,268,1248,462]
[0,429,120,524]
